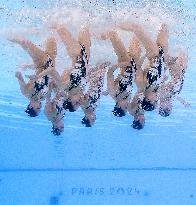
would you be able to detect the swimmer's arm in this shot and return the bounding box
[119,23,158,60]
[107,65,117,97]
[15,71,30,97]
[175,96,191,108]
[135,70,145,92]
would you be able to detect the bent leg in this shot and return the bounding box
[156,24,169,55]
[56,25,81,62]
[78,27,91,61]
[128,35,142,65]
[120,23,159,60]
[102,31,129,63]
[44,37,57,60]
[9,37,46,68]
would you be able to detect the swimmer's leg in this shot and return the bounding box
[156,24,169,55]
[8,37,46,68]
[102,31,129,63]
[119,23,159,61]
[78,27,91,61]
[128,35,142,64]
[56,25,81,62]
[128,36,145,91]
[44,37,57,60]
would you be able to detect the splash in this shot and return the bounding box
[0,0,196,65]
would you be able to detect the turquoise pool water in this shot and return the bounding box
[0,0,196,204]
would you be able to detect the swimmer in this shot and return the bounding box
[101,31,145,117]
[81,62,109,127]
[44,91,66,135]
[120,23,169,111]
[159,51,189,117]
[54,24,91,112]
[9,36,57,117]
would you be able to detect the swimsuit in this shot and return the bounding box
[31,55,53,99]
[145,47,165,92]
[115,58,137,100]
[69,44,88,91]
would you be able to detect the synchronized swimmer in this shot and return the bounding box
[8,22,190,135]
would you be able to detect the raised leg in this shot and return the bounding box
[102,30,129,63]
[120,23,159,60]
[56,25,80,62]
[8,37,46,68]
[156,24,169,55]
[78,27,91,61]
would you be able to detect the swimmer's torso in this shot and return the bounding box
[114,58,137,101]
[68,44,88,92]
[144,47,165,93]
[31,55,54,101]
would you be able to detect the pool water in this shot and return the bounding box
[0,0,196,204]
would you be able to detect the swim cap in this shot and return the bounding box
[63,100,76,112]
[51,126,62,136]
[132,120,144,130]
[141,98,155,111]
[159,107,171,117]
[112,105,126,117]
[81,117,92,127]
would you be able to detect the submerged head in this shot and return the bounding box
[159,107,172,117]
[81,110,96,127]
[132,115,145,130]
[51,120,64,136]
[64,95,82,112]
[63,100,76,112]
[25,100,41,117]
[112,101,128,117]
[141,97,155,111]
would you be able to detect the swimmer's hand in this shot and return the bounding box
[175,96,191,108]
